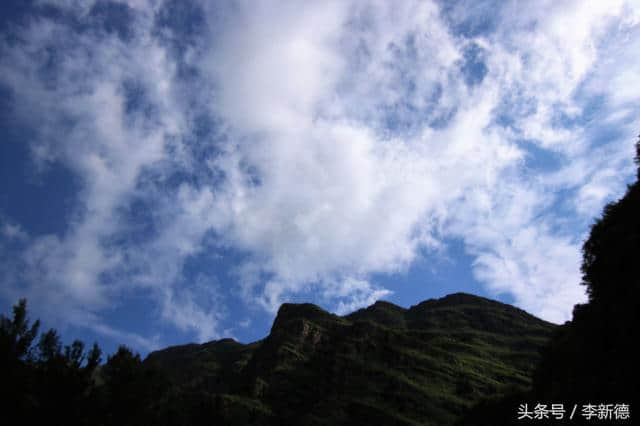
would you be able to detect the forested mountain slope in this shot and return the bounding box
[146,293,555,425]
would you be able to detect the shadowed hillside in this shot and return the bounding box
[1,292,555,425]
[146,293,555,425]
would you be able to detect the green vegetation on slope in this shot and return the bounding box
[145,292,555,425]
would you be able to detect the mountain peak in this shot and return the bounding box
[273,302,331,324]
[370,299,400,308]
[430,292,492,305]
[407,292,510,313]
[346,299,407,328]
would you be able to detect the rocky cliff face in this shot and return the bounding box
[146,293,555,425]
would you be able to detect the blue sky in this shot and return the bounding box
[1,0,639,356]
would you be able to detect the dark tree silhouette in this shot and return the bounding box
[0,300,109,425]
[0,298,40,361]
[65,340,86,368]
[0,299,40,421]
[0,298,175,426]
[37,328,62,362]
[86,342,102,371]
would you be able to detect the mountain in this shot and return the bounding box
[145,293,555,425]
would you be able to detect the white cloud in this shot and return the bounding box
[203,1,348,132]
[1,0,639,347]
[159,275,223,342]
[329,277,393,316]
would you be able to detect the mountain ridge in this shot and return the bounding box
[145,292,556,425]
[148,292,553,355]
